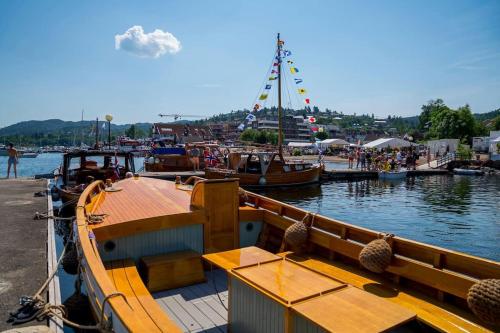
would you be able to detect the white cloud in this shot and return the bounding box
[115,25,181,58]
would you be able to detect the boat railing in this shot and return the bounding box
[243,190,500,301]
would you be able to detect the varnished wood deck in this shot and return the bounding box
[153,270,228,333]
[91,177,192,227]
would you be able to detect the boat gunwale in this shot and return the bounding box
[244,190,500,282]
[76,180,179,332]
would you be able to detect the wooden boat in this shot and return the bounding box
[453,168,485,176]
[205,34,322,187]
[205,151,321,187]
[56,150,135,207]
[144,143,220,172]
[75,174,499,332]
[378,170,407,180]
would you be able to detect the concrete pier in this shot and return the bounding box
[0,179,48,331]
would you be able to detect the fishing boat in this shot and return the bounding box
[378,170,407,180]
[75,174,499,332]
[453,168,485,176]
[205,34,322,187]
[56,150,135,207]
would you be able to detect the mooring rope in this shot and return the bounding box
[8,226,112,331]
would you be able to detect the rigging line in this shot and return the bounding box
[285,57,305,111]
[251,49,280,110]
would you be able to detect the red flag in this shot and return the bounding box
[308,116,316,123]
[304,98,310,104]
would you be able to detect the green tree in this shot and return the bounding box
[493,115,500,130]
[428,103,479,143]
[419,99,447,130]
[315,131,328,140]
[239,128,258,142]
[125,124,137,139]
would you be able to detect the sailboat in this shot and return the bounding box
[205,34,322,187]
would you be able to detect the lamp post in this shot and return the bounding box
[105,114,113,149]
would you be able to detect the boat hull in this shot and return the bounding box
[205,166,321,187]
[378,171,407,180]
[453,168,484,175]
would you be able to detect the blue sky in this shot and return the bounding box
[0,0,499,126]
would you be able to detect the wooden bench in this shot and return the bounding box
[278,252,494,333]
[139,250,205,292]
[105,259,182,333]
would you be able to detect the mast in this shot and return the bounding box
[277,33,283,156]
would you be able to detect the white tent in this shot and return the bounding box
[363,138,416,149]
[288,142,316,148]
[318,138,350,149]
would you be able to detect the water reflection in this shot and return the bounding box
[421,176,472,214]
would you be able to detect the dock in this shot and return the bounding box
[322,168,449,180]
[0,179,61,332]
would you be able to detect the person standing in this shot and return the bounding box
[6,143,18,178]
[189,146,200,171]
[360,150,366,170]
[355,149,361,169]
[348,150,354,169]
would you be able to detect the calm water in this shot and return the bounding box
[257,175,500,261]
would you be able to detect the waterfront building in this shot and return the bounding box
[426,139,459,155]
[251,115,312,142]
[151,123,215,144]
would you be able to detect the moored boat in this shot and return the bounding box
[378,170,407,180]
[205,150,321,187]
[206,33,322,187]
[453,168,485,176]
[74,174,500,332]
[56,150,135,208]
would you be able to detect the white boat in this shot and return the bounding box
[378,170,407,180]
[453,168,484,176]
[19,152,38,158]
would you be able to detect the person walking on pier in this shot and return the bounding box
[6,143,18,178]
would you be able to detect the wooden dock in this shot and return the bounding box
[0,179,60,331]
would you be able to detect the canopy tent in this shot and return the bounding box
[363,138,416,149]
[318,138,350,149]
[288,142,316,148]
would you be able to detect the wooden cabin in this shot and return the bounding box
[76,176,499,332]
[205,151,322,187]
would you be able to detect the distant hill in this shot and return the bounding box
[0,119,152,137]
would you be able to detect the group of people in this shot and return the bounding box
[347,148,420,171]
[188,146,223,171]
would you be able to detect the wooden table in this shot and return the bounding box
[291,286,416,332]
[202,246,281,270]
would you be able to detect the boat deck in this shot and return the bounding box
[153,270,228,333]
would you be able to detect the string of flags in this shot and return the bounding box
[238,39,315,130]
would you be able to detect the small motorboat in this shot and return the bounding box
[378,170,407,180]
[19,152,38,158]
[453,168,484,176]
